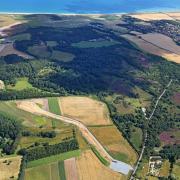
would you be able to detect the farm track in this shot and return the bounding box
[17,100,133,175]
[130,79,173,179]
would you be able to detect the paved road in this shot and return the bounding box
[130,79,173,179]
[17,100,133,175]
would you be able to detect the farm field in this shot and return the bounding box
[0,156,22,180]
[121,34,180,63]
[0,43,32,59]
[159,160,170,177]
[76,150,125,180]
[72,39,120,48]
[0,15,19,27]
[59,96,111,125]
[48,97,61,115]
[89,125,138,165]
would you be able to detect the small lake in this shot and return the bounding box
[0,0,180,14]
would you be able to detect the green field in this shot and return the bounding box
[130,127,143,152]
[48,97,61,115]
[51,50,75,62]
[27,150,81,168]
[72,40,120,48]
[7,77,33,91]
[10,33,31,41]
[58,161,66,180]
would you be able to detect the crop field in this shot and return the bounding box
[27,150,81,168]
[140,33,180,55]
[10,33,31,41]
[0,156,22,180]
[25,150,81,180]
[48,97,61,115]
[0,15,19,27]
[89,126,138,165]
[72,39,120,48]
[122,34,180,63]
[59,96,111,125]
[25,163,56,180]
[76,150,125,180]
[51,50,75,62]
[64,158,78,180]
[0,43,32,59]
[7,77,33,91]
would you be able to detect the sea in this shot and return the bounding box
[0,0,180,14]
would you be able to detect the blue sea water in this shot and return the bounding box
[0,0,180,14]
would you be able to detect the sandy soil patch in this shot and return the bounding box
[59,96,111,125]
[130,13,174,21]
[0,43,32,59]
[76,150,125,180]
[122,34,180,63]
[31,98,49,111]
[0,156,22,180]
[0,80,5,90]
[65,158,79,180]
[90,126,138,165]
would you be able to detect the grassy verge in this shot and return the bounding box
[48,97,61,115]
[58,161,66,180]
[27,150,81,168]
[91,146,110,166]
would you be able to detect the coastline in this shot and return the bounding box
[0,11,179,16]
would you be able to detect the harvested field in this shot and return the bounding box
[122,34,180,63]
[0,43,32,59]
[89,126,138,165]
[130,13,174,21]
[0,156,22,180]
[140,33,180,55]
[76,150,126,180]
[64,158,78,180]
[0,80,5,90]
[59,96,111,125]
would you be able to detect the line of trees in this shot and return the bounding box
[18,139,79,161]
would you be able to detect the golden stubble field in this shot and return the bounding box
[76,150,126,180]
[59,96,112,125]
[0,156,22,180]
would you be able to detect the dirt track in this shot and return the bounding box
[16,100,133,175]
